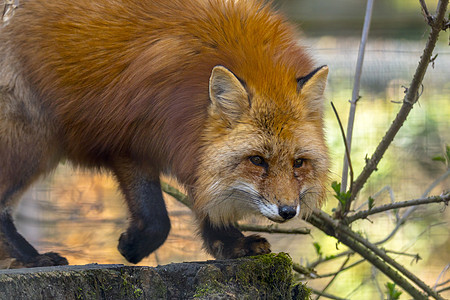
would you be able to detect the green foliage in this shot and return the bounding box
[313,242,323,257]
[385,282,403,300]
[133,288,143,298]
[432,144,449,166]
[331,181,352,207]
[368,196,375,210]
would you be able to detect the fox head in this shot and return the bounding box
[194,65,329,226]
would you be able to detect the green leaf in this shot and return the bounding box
[432,156,445,163]
[368,196,375,210]
[324,255,336,260]
[331,181,341,194]
[385,282,403,300]
[432,144,449,165]
[313,242,323,257]
[331,181,352,206]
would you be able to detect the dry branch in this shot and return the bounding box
[350,0,449,200]
[307,210,443,299]
[344,193,449,224]
[236,223,310,235]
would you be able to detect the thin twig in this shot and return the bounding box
[433,264,449,290]
[331,102,354,202]
[341,0,374,194]
[344,193,449,224]
[437,286,450,293]
[307,249,354,269]
[160,182,192,209]
[375,170,450,245]
[435,279,450,288]
[310,288,349,300]
[419,0,434,24]
[350,0,449,199]
[317,258,364,279]
[236,223,310,235]
[293,262,318,278]
[384,250,421,261]
[316,255,351,300]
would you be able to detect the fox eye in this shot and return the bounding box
[293,158,305,168]
[249,155,267,167]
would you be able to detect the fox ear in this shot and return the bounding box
[297,66,328,118]
[209,65,249,122]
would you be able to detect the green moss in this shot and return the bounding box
[235,253,294,299]
[193,282,225,298]
[291,282,312,300]
[119,269,144,298]
[133,287,143,298]
[193,265,227,298]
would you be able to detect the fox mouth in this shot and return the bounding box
[267,217,289,223]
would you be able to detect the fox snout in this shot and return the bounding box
[258,202,301,223]
[278,205,298,220]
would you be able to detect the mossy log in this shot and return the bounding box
[0,253,310,299]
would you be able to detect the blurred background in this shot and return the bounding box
[10,0,449,298]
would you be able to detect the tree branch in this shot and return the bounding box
[350,0,449,199]
[419,0,433,24]
[344,193,449,224]
[309,288,349,300]
[236,223,310,235]
[160,182,191,209]
[293,262,318,278]
[316,258,365,278]
[341,0,374,195]
[308,210,444,299]
[331,102,354,209]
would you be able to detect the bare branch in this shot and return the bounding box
[310,288,349,300]
[236,223,310,235]
[384,250,422,263]
[375,170,450,244]
[308,210,444,299]
[434,264,449,290]
[340,0,374,194]
[344,193,449,224]
[308,249,354,270]
[331,102,354,210]
[350,0,449,199]
[419,0,433,24]
[316,255,352,300]
[437,286,450,293]
[293,262,318,278]
[316,259,365,278]
[160,182,192,209]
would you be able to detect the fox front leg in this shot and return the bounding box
[200,217,271,259]
[112,162,171,263]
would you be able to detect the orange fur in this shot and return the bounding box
[0,0,329,263]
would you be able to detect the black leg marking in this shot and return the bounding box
[200,217,271,259]
[0,211,68,267]
[117,176,171,264]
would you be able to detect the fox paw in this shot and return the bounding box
[118,225,169,264]
[25,252,68,267]
[212,234,271,259]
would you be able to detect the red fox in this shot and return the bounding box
[0,0,329,267]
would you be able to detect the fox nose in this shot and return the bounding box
[278,205,297,220]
